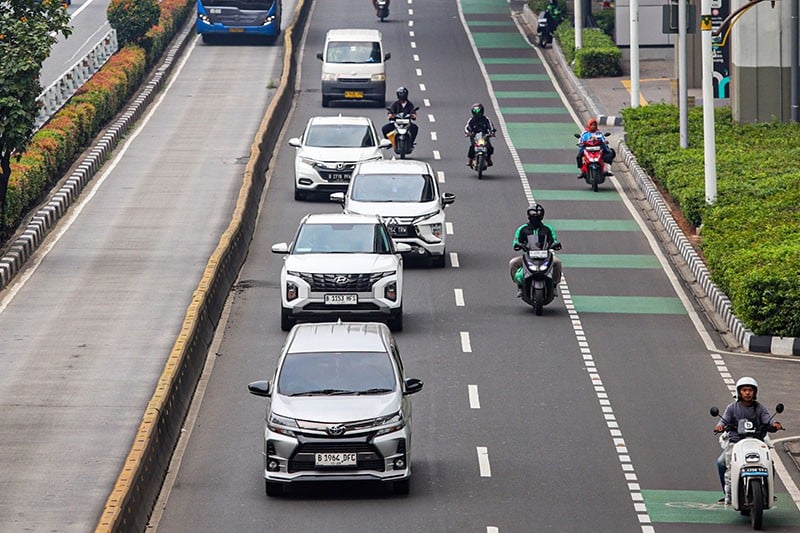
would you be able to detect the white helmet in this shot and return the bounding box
[735,376,758,400]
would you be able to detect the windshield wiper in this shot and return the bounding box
[356,388,393,395]
[290,388,356,396]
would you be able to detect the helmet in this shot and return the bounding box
[526,203,545,226]
[471,103,484,117]
[735,376,758,400]
[396,87,409,100]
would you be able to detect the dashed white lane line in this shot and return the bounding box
[460,331,472,352]
[437,170,445,183]
[409,30,414,37]
[413,54,420,62]
[477,447,491,477]
[419,83,426,91]
[445,221,453,234]
[432,150,441,160]
[431,131,438,141]
[454,288,464,306]
[416,68,422,76]
[423,98,431,106]
[408,8,413,15]
[560,281,654,531]
[408,20,414,27]
[487,528,499,533]
[427,113,435,122]
[468,384,480,408]
[411,41,416,48]
[449,252,459,267]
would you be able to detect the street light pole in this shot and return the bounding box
[701,0,717,205]
[678,0,688,147]
[630,0,640,107]
[575,0,583,49]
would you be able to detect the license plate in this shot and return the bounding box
[344,91,364,99]
[326,173,348,182]
[315,452,357,466]
[228,27,244,33]
[389,225,407,236]
[324,294,357,305]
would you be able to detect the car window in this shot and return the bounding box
[293,223,392,254]
[351,173,436,202]
[277,351,397,396]
[326,42,382,64]
[305,124,375,148]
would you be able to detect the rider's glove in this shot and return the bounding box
[552,242,562,251]
[513,243,522,251]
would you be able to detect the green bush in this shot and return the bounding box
[107,0,161,46]
[622,104,800,336]
[593,8,615,38]
[555,24,622,78]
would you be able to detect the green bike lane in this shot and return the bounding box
[461,0,800,529]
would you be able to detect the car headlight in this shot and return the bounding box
[321,73,337,81]
[298,156,319,167]
[262,15,276,25]
[384,281,397,301]
[416,222,443,243]
[374,411,405,436]
[371,73,386,82]
[268,413,299,437]
[285,281,298,301]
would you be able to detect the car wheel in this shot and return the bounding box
[281,308,295,331]
[265,481,283,497]
[388,307,403,332]
[431,253,446,268]
[392,478,410,495]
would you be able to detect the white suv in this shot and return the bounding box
[247,321,424,497]
[288,115,391,201]
[331,159,455,267]
[271,213,409,331]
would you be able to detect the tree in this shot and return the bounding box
[0,0,71,229]
[107,0,160,46]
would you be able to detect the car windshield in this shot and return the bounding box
[305,124,376,148]
[293,223,392,254]
[326,42,382,64]
[277,351,397,396]
[350,173,436,203]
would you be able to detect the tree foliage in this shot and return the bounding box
[107,0,161,46]
[0,0,71,229]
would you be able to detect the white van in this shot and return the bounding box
[316,29,390,108]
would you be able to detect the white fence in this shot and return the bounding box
[35,28,119,130]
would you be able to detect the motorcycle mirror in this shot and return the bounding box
[775,403,784,414]
[574,133,580,138]
[710,406,720,417]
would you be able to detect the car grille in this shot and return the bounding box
[338,77,370,84]
[298,272,386,292]
[289,442,385,473]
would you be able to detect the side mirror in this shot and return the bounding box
[604,132,612,138]
[441,192,456,207]
[710,406,720,417]
[775,403,784,414]
[288,137,301,148]
[395,242,412,254]
[384,52,391,61]
[330,192,345,205]
[248,380,271,397]
[316,52,323,61]
[271,242,289,254]
[379,138,392,149]
[574,133,580,138]
[404,378,423,395]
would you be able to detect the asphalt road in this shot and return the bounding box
[152,0,800,531]
[0,14,290,533]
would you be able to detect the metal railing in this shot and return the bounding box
[35,28,119,130]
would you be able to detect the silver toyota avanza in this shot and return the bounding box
[248,321,423,496]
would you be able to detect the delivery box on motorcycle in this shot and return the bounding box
[317,29,390,108]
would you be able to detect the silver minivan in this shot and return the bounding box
[247,321,423,496]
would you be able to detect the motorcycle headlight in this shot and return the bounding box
[538,262,550,272]
[268,413,298,437]
[374,411,405,436]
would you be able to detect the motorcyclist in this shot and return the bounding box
[576,117,615,179]
[509,203,562,298]
[543,0,564,33]
[713,377,783,505]
[372,0,389,15]
[464,102,496,167]
[382,86,418,146]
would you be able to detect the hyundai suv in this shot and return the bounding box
[288,115,391,201]
[247,321,424,496]
[271,213,409,331]
[331,159,455,267]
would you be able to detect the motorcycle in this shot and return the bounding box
[513,234,561,316]
[575,132,614,192]
[537,2,563,48]
[376,0,389,21]
[469,130,492,179]
[710,403,785,530]
[387,106,418,159]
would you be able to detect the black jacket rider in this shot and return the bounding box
[464,115,496,160]
[382,99,418,142]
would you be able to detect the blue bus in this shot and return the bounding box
[197,0,282,43]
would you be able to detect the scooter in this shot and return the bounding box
[514,234,561,316]
[387,106,418,159]
[469,131,492,179]
[575,132,614,192]
[710,403,785,530]
[537,11,554,48]
[376,0,389,21]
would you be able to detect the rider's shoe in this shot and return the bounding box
[487,157,493,167]
[515,287,522,298]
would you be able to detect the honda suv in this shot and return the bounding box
[271,213,409,331]
[247,321,424,496]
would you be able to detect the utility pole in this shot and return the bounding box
[575,0,583,49]
[701,0,717,204]
[792,0,799,122]
[678,0,688,147]
[630,0,640,107]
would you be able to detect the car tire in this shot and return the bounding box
[281,308,295,331]
[265,481,283,497]
[431,253,446,268]
[388,307,403,332]
[392,478,410,495]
